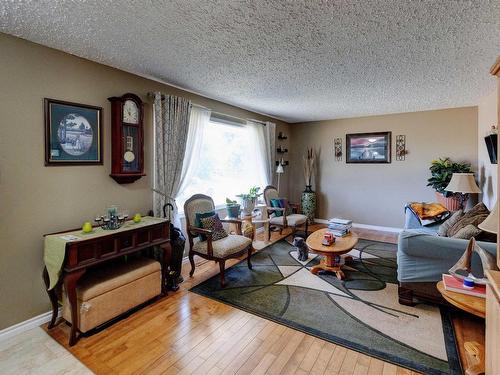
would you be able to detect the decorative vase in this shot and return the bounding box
[241,199,255,217]
[301,185,316,223]
[435,192,462,211]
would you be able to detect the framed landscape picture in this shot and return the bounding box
[346,131,391,163]
[44,98,103,165]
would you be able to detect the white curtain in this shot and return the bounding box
[265,121,276,186]
[247,121,270,187]
[153,93,191,221]
[177,106,211,196]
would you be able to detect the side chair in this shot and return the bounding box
[184,194,253,287]
[263,185,309,241]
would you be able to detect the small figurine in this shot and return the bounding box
[292,237,309,261]
[322,232,335,246]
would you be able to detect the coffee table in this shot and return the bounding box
[305,228,359,280]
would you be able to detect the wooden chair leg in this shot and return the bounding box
[189,252,195,277]
[219,260,226,287]
[247,247,253,270]
[268,226,272,241]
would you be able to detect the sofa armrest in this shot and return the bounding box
[398,230,497,260]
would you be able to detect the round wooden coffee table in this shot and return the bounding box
[305,228,359,280]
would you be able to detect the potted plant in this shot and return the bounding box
[237,186,262,216]
[427,158,473,210]
[225,198,241,219]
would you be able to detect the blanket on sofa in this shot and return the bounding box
[409,202,449,222]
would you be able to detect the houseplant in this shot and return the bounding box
[427,158,473,210]
[301,148,316,223]
[237,186,262,216]
[225,198,241,219]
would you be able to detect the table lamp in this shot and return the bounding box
[276,159,284,194]
[444,173,481,209]
[479,203,498,234]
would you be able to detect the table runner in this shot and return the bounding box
[44,216,167,290]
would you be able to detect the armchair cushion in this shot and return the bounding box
[270,214,307,226]
[195,210,216,240]
[270,198,287,217]
[193,234,251,258]
[200,214,228,241]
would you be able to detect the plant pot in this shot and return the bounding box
[301,185,316,223]
[435,192,461,211]
[241,199,255,216]
[226,204,241,219]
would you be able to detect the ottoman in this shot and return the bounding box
[62,257,161,333]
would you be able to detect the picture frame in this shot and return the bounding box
[44,98,103,165]
[346,131,391,163]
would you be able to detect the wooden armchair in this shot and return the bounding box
[263,185,309,241]
[184,194,253,287]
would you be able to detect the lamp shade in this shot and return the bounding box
[444,173,481,194]
[479,203,498,234]
[276,163,284,174]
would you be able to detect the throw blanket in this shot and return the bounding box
[408,202,449,225]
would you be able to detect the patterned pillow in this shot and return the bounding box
[437,210,464,237]
[195,210,216,240]
[200,214,228,241]
[447,203,490,237]
[451,224,482,240]
[270,198,287,217]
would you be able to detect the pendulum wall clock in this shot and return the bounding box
[108,93,145,183]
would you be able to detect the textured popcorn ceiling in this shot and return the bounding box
[1,1,499,123]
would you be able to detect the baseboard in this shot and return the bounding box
[314,218,402,233]
[0,308,61,342]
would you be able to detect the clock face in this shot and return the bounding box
[123,99,139,124]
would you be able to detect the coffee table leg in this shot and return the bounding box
[310,265,322,274]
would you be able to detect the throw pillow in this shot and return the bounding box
[270,198,287,217]
[447,203,490,237]
[451,224,482,240]
[195,210,215,240]
[437,209,464,237]
[200,214,228,242]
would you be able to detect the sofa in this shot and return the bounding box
[397,206,497,305]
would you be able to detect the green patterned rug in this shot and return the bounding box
[190,239,462,375]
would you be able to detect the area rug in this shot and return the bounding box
[190,239,462,375]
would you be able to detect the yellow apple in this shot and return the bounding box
[133,213,142,223]
[82,222,93,233]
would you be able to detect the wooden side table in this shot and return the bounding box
[437,281,485,375]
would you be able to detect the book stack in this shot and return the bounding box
[327,218,352,237]
[442,274,486,298]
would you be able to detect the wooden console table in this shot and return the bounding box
[43,217,171,346]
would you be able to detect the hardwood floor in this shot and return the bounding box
[44,226,420,374]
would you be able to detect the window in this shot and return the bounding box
[175,119,267,211]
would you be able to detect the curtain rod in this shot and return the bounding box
[146,91,266,126]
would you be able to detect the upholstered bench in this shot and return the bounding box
[62,257,161,333]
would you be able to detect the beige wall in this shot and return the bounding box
[288,107,478,228]
[477,89,498,209]
[0,33,289,330]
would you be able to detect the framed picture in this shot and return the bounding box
[44,98,103,165]
[346,132,391,163]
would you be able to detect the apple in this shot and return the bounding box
[133,213,142,223]
[82,222,93,233]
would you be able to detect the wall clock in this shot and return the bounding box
[108,93,145,183]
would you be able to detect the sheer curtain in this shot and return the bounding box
[247,121,276,186]
[177,106,211,197]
